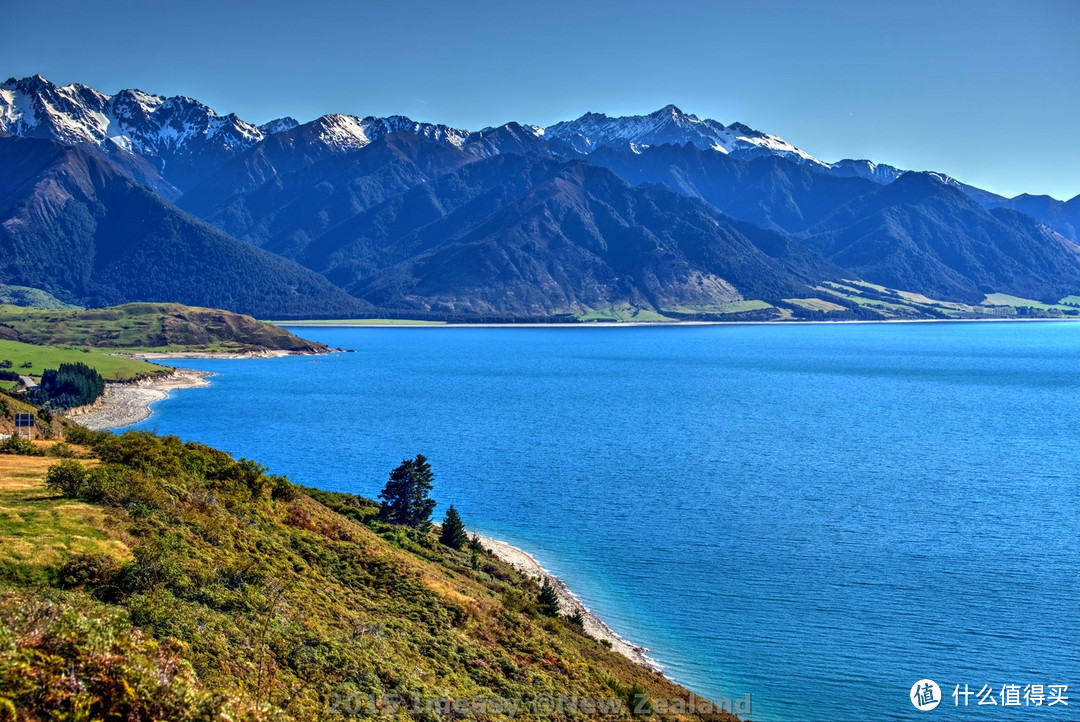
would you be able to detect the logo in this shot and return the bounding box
[911,679,941,711]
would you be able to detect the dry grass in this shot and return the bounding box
[0,451,128,569]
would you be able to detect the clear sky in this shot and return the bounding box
[4,0,1077,199]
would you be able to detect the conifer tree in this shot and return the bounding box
[538,577,560,617]
[378,454,437,530]
[439,505,468,549]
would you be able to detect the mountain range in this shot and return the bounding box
[2,74,1078,320]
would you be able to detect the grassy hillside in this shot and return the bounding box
[0,426,735,721]
[0,303,328,353]
[0,392,79,439]
[0,285,76,310]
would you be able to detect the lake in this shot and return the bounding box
[125,322,1080,720]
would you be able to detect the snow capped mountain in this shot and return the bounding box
[828,159,906,184]
[827,157,1010,206]
[0,75,263,166]
[544,104,826,166]
[280,113,470,153]
[7,74,1050,229]
[0,75,829,179]
[258,117,300,135]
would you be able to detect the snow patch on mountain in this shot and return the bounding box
[828,159,906,183]
[0,75,264,164]
[544,105,826,166]
[292,113,470,152]
[259,117,300,135]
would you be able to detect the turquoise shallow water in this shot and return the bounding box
[126,322,1080,720]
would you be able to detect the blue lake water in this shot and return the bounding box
[125,323,1080,720]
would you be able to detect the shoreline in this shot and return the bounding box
[115,349,308,360]
[66,348,330,430]
[64,368,212,430]
[277,316,1080,328]
[473,533,661,672]
[68,364,665,670]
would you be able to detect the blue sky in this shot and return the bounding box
[4,0,1077,199]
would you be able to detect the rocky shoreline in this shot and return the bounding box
[64,368,212,430]
[474,534,661,672]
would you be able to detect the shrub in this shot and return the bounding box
[0,436,41,456]
[45,442,75,458]
[0,593,228,720]
[44,459,87,497]
[63,424,107,447]
[270,474,299,501]
[82,465,168,508]
[59,553,123,599]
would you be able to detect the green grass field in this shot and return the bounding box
[662,300,773,316]
[981,293,1073,311]
[0,339,166,381]
[577,305,674,322]
[784,297,847,312]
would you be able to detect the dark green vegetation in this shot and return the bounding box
[24,362,103,410]
[0,284,74,310]
[538,578,561,618]
[378,454,437,530]
[0,137,372,319]
[0,429,731,720]
[0,303,328,353]
[440,506,468,550]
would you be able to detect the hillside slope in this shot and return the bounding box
[0,427,734,720]
[802,174,1080,303]
[0,303,328,352]
[0,137,372,319]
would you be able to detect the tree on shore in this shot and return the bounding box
[538,577,560,617]
[378,454,436,530]
[439,505,468,549]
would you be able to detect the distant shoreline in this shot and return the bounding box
[473,533,662,672]
[276,316,1080,328]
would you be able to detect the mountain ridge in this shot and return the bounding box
[3,74,1080,321]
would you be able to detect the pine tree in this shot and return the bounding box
[537,577,560,617]
[378,454,437,530]
[439,505,468,549]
